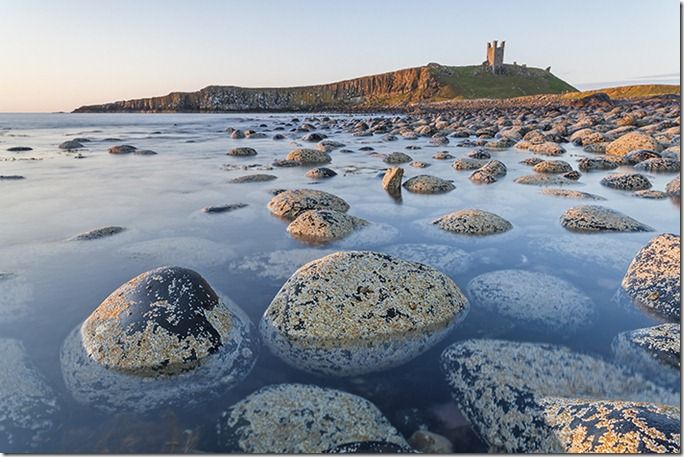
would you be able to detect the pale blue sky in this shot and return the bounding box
[0,0,679,112]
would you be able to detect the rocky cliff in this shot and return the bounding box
[73,63,578,113]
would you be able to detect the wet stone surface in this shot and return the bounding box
[560,205,653,233]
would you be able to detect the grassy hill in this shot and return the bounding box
[562,84,680,100]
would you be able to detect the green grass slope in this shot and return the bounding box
[562,84,680,100]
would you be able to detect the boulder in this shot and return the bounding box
[532,160,572,174]
[267,189,349,220]
[577,157,619,171]
[216,384,409,453]
[634,158,680,173]
[514,174,577,186]
[228,147,257,157]
[560,205,653,232]
[666,175,680,197]
[286,148,331,165]
[384,152,412,164]
[433,209,512,235]
[621,233,680,321]
[259,251,469,376]
[108,144,136,154]
[453,158,488,170]
[70,226,125,241]
[600,173,652,191]
[229,174,277,183]
[286,210,367,243]
[470,160,507,183]
[305,167,337,179]
[403,175,455,194]
[58,140,84,150]
[622,149,661,165]
[606,132,660,156]
[540,188,605,200]
[382,167,404,196]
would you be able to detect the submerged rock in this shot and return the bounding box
[58,140,84,150]
[612,323,680,389]
[108,144,137,154]
[260,251,469,376]
[409,430,453,453]
[0,175,25,180]
[216,384,409,453]
[202,203,248,214]
[0,339,59,452]
[286,209,367,243]
[433,209,512,235]
[267,189,349,220]
[61,266,258,412]
[285,148,331,165]
[383,243,471,274]
[70,226,125,241]
[560,205,653,232]
[600,173,652,191]
[229,174,277,183]
[133,149,157,156]
[403,175,455,194]
[540,188,605,200]
[440,339,678,453]
[228,147,257,157]
[621,233,680,321]
[467,269,596,330]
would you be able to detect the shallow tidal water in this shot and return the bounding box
[0,113,680,452]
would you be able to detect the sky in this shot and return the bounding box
[0,0,680,112]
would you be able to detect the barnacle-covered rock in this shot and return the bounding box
[60,266,258,412]
[621,233,680,321]
[216,384,409,453]
[577,157,619,172]
[267,189,350,220]
[260,251,468,376]
[600,173,652,191]
[433,209,512,236]
[560,205,653,232]
[286,209,367,243]
[467,269,596,331]
[440,339,678,453]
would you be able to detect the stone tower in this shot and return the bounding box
[486,40,505,73]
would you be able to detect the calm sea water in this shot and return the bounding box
[0,113,679,452]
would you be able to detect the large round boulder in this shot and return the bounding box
[433,209,512,235]
[621,233,680,321]
[260,251,469,376]
[60,266,258,412]
[402,175,455,194]
[267,189,349,220]
[440,339,678,453]
[560,205,653,232]
[286,210,367,243]
[216,384,409,453]
[606,132,660,156]
[467,269,596,331]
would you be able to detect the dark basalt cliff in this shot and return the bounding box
[73,63,578,113]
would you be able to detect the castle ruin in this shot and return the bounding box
[485,40,505,73]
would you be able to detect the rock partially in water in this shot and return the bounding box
[560,205,653,233]
[665,176,680,197]
[606,132,660,156]
[228,147,257,157]
[302,132,326,142]
[612,323,680,389]
[519,157,544,166]
[600,173,652,191]
[452,158,488,170]
[528,141,565,156]
[633,189,667,199]
[440,339,678,453]
[540,188,605,200]
[286,209,367,243]
[382,167,403,196]
[229,174,277,183]
[532,160,572,174]
[61,266,258,412]
[0,339,60,452]
[0,175,26,180]
[562,170,581,181]
[216,383,409,453]
[623,149,661,165]
[409,430,453,453]
[539,398,680,453]
[432,151,454,160]
[267,189,350,220]
[133,149,157,156]
[577,157,619,171]
[305,167,337,179]
[430,135,449,145]
[384,152,412,164]
[409,160,430,168]
[467,149,491,159]
[58,140,84,150]
[108,144,137,154]
[70,226,125,241]
[467,269,596,331]
[202,203,248,214]
[403,175,455,194]
[7,146,33,152]
[260,251,469,376]
[230,130,245,139]
[433,209,512,235]
[470,160,507,183]
[383,243,471,275]
[621,233,680,321]
[285,148,331,165]
[514,174,577,186]
[634,157,680,173]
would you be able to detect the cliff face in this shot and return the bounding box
[73,64,578,113]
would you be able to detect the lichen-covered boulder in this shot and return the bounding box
[285,148,331,164]
[433,209,512,235]
[600,173,652,191]
[467,269,596,331]
[528,141,566,156]
[612,323,680,389]
[228,147,257,157]
[606,132,660,156]
[634,157,680,173]
[402,175,455,194]
[623,149,661,164]
[383,152,412,164]
[532,160,572,174]
[286,210,367,243]
[514,174,577,186]
[216,384,409,453]
[666,176,680,197]
[267,189,349,220]
[60,266,258,412]
[560,205,653,233]
[540,188,605,200]
[260,251,469,376]
[538,398,680,453]
[0,339,59,452]
[577,157,619,172]
[440,339,678,453]
[305,167,337,179]
[621,233,680,321]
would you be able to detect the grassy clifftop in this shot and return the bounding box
[562,84,680,99]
